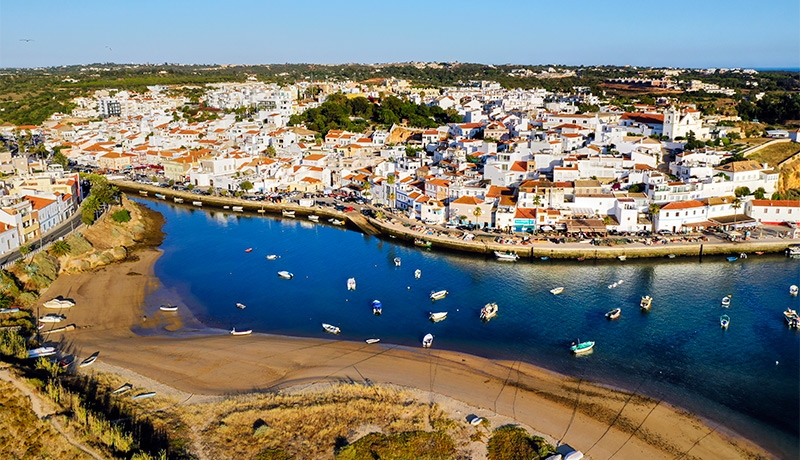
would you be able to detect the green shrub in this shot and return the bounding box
[0,329,27,358]
[32,253,58,280]
[336,431,455,460]
[66,233,92,255]
[17,291,39,306]
[487,426,555,460]
[112,209,131,223]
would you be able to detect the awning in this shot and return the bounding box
[566,218,607,233]
[540,225,553,231]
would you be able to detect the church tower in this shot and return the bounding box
[663,106,680,140]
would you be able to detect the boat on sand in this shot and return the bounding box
[230,328,252,336]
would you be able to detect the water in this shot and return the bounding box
[135,198,799,458]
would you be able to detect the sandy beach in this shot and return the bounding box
[38,248,776,460]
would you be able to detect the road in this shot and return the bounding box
[0,209,85,268]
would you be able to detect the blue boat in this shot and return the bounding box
[727,256,738,262]
[541,257,549,261]
[372,300,382,315]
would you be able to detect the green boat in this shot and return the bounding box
[570,340,595,354]
[414,239,432,248]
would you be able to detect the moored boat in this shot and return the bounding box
[235,302,246,309]
[414,239,432,248]
[640,296,652,310]
[347,277,357,290]
[429,311,448,322]
[245,248,253,253]
[322,323,341,334]
[159,304,178,312]
[372,300,382,315]
[329,218,344,225]
[282,210,295,217]
[739,253,747,259]
[232,206,243,212]
[755,251,764,255]
[605,308,621,320]
[192,201,202,206]
[727,256,738,262]
[230,328,252,336]
[278,271,293,279]
[721,295,731,307]
[27,346,56,359]
[494,251,519,261]
[266,254,277,260]
[790,285,798,296]
[570,340,594,354]
[550,287,564,295]
[422,333,434,348]
[787,245,800,257]
[80,352,99,367]
[480,302,498,321]
[784,308,800,328]
[541,256,549,261]
[720,314,730,328]
[308,215,319,222]
[667,254,676,259]
[155,193,166,200]
[394,257,401,266]
[618,255,627,261]
[414,269,421,279]
[366,338,380,344]
[430,290,448,301]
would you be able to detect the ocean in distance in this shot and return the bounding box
[135,197,799,458]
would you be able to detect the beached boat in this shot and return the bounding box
[618,255,627,261]
[605,308,621,320]
[414,239,432,248]
[720,314,730,328]
[347,278,357,290]
[541,256,549,261]
[131,392,156,400]
[192,201,202,206]
[784,308,800,328]
[577,257,585,261]
[640,296,652,310]
[494,251,519,261]
[232,206,244,212]
[790,285,798,296]
[278,271,293,279]
[155,193,166,200]
[27,347,56,359]
[721,295,731,307]
[755,251,765,255]
[366,338,380,344]
[282,210,295,217]
[414,269,421,279]
[80,352,99,367]
[39,314,66,323]
[43,299,75,309]
[236,302,246,309]
[429,311,448,322]
[394,257,401,266]
[570,340,594,354]
[245,248,253,253]
[727,256,738,262]
[667,254,676,259]
[422,333,434,348]
[430,290,448,301]
[266,254,277,260]
[329,218,344,225]
[0,307,20,314]
[550,287,564,295]
[230,328,252,336]
[563,451,584,460]
[308,215,319,222]
[372,300,382,315]
[58,355,75,369]
[159,304,178,312]
[480,302,498,321]
[322,323,341,334]
[112,383,132,395]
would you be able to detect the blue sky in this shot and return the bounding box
[1,0,798,69]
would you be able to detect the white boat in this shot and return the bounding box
[230,328,252,336]
[155,193,166,200]
[322,323,341,334]
[721,295,731,307]
[366,338,380,344]
[192,201,202,206]
[39,314,66,323]
[27,346,56,359]
[308,215,320,222]
[667,254,676,259]
[608,282,617,289]
[720,314,730,328]
[414,269,421,279]
[0,307,19,314]
[159,305,178,312]
[494,251,519,261]
[347,278,357,290]
[429,311,448,322]
[235,303,246,309]
[480,302,498,321]
[617,279,624,285]
[131,392,156,400]
[618,255,627,261]
[266,254,278,260]
[784,308,800,328]
[282,210,295,217]
[790,285,798,296]
[43,299,74,309]
[640,296,652,310]
[788,246,800,256]
[232,206,243,212]
[174,197,184,203]
[394,257,401,266]
[422,333,434,348]
[112,383,132,395]
[80,352,99,367]
[605,308,621,320]
[278,271,293,279]
[739,253,748,259]
[550,287,564,295]
[570,340,594,354]
[329,218,344,225]
[430,290,448,301]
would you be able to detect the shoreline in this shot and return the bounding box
[114,180,800,260]
[38,244,781,459]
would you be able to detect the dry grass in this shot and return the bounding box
[748,142,800,167]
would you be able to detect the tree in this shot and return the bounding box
[265,145,277,157]
[734,186,751,197]
[49,240,71,257]
[240,181,254,192]
[52,151,68,168]
[648,203,660,232]
[386,174,396,185]
[532,195,542,207]
[473,206,483,223]
[754,187,766,199]
[731,198,742,226]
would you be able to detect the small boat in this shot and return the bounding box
[618,255,627,261]
[739,253,747,259]
[422,333,434,348]
[790,285,798,296]
[727,256,738,262]
[570,340,594,354]
[192,201,202,206]
[788,246,800,256]
[131,392,156,400]
[27,347,56,359]
[784,308,800,328]
[755,251,765,255]
[667,254,676,259]
[245,248,253,253]
[541,256,549,261]
[617,279,624,285]
[366,338,380,344]
[39,314,66,323]
[347,278,357,290]
[0,307,20,314]
[232,206,243,212]
[230,328,252,336]
[720,314,730,328]
[139,190,148,196]
[640,296,652,310]
[266,254,277,260]
[430,290,448,301]
[235,302,246,309]
[605,308,621,320]
[550,287,564,295]
[112,383,132,395]
[80,352,99,367]
[494,251,519,261]
[155,193,166,199]
[429,311,448,322]
[43,299,75,309]
[57,355,75,369]
[470,417,484,426]
[372,300,382,315]
[721,295,731,307]
[278,271,293,279]
[414,269,421,279]
[329,218,344,225]
[414,239,432,248]
[577,257,585,261]
[608,282,617,289]
[282,210,295,217]
[322,323,341,334]
[308,215,319,222]
[480,302,498,321]
[394,257,401,266]
[159,304,178,312]
[224,205,230,209]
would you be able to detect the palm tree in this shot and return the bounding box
[49,240,71,257]
[732,198,742,228]
[473,206,483,224]
[532,195,542,207]
[648,203,660,233]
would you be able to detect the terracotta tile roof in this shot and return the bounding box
[660,200,706,210]
[750,199,800,207]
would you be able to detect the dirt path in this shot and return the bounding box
[0,366,108,460]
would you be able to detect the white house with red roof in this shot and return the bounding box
[745,200,800,225]
[0,222,20,254]
[653,200,709,232]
